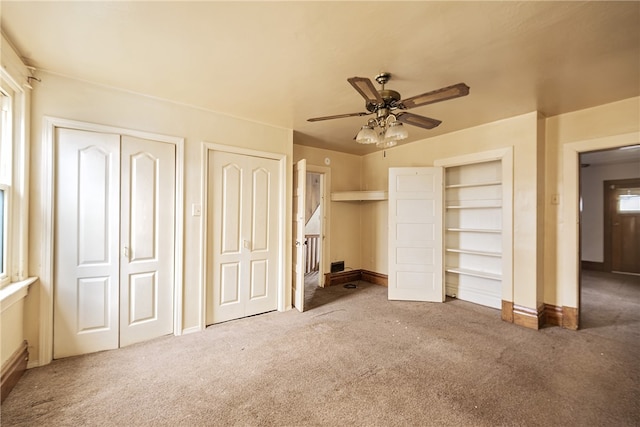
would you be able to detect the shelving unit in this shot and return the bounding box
[444,160,503,309]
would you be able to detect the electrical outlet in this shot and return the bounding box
[192,203,202,216]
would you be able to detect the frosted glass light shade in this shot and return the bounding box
[376,139,398,149]
[384,121,408,142]
[355,125,378,144]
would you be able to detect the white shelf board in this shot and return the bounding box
[445,181,502,189]
[331,191,388,201]
[446,204,502,209]
[445,267,501,281]
[446,228,502,234]
[446,248,502,257]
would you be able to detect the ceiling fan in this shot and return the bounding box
[308,72,469,147]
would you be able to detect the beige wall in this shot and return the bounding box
[1,298,26,366]
[26,72,293,366]
[292,144,363,272]
[361,112,544,310]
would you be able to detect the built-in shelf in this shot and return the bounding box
[446,227,501,234]
[331,190,388,201]
[445,181,502,189]
[446,248,502,257]
[444,160,504,309]
[445,267,501,281]
[446,204,502,209]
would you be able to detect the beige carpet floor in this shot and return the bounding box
[2,270,639,426]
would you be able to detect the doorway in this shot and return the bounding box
[303,172,324,306]
[579,146,640,328]
[292,162,330,312]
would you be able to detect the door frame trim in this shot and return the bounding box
[200,142,287,330]
[561,131,640,324]
[39,116,185,367]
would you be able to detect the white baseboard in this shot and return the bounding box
[181,326,202,335]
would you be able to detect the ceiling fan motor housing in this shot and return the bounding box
[366,89,402,112]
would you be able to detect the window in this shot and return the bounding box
[0,89,10,287]
[0,67,28,288]
[618,189,640,213]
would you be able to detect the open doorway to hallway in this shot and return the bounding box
[304,172,324,309]
[579,145,640,328]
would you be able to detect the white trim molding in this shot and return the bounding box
[39,116,185,366]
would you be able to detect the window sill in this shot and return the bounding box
[1,277,37,313]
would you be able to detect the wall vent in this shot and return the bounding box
[331,261,344,273]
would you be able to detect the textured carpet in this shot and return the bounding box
[2,271,639,426]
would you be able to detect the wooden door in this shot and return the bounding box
[606,178,640,274]
[54,128,121,358]
[388,167,444,302]
[292,159,306,312]
[207,150,280,324]
[119,136,175,347]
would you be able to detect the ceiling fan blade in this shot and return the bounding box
[347,77,383,105]
[396,112,442,130]
[307,111,371,122]
[400,83,470,109]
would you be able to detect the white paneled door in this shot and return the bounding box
[207,150,280,324]
[54,128,175,359]
[119,136,175,347]
[388,167,444,302]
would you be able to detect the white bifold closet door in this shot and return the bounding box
[54,128,175,359]
[206,150,280,324]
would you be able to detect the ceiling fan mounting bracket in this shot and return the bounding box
[375,72,391,86]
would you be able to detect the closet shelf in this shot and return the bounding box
[446,228,502,234]
[446,204,502,209]
[445,267,501,281]
[446,248,502,257]
[331,191,388,201]
[445,181,502,189]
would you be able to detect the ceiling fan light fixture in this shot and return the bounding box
[355,125,378,144]
[307,72,470,151]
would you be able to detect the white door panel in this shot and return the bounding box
[292,159,306,312]
[207,151,279,324]
[120,135,175,347]
[54,128,120,358]
[388,167,444,302]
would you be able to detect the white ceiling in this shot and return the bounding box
[2,1,639,155]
